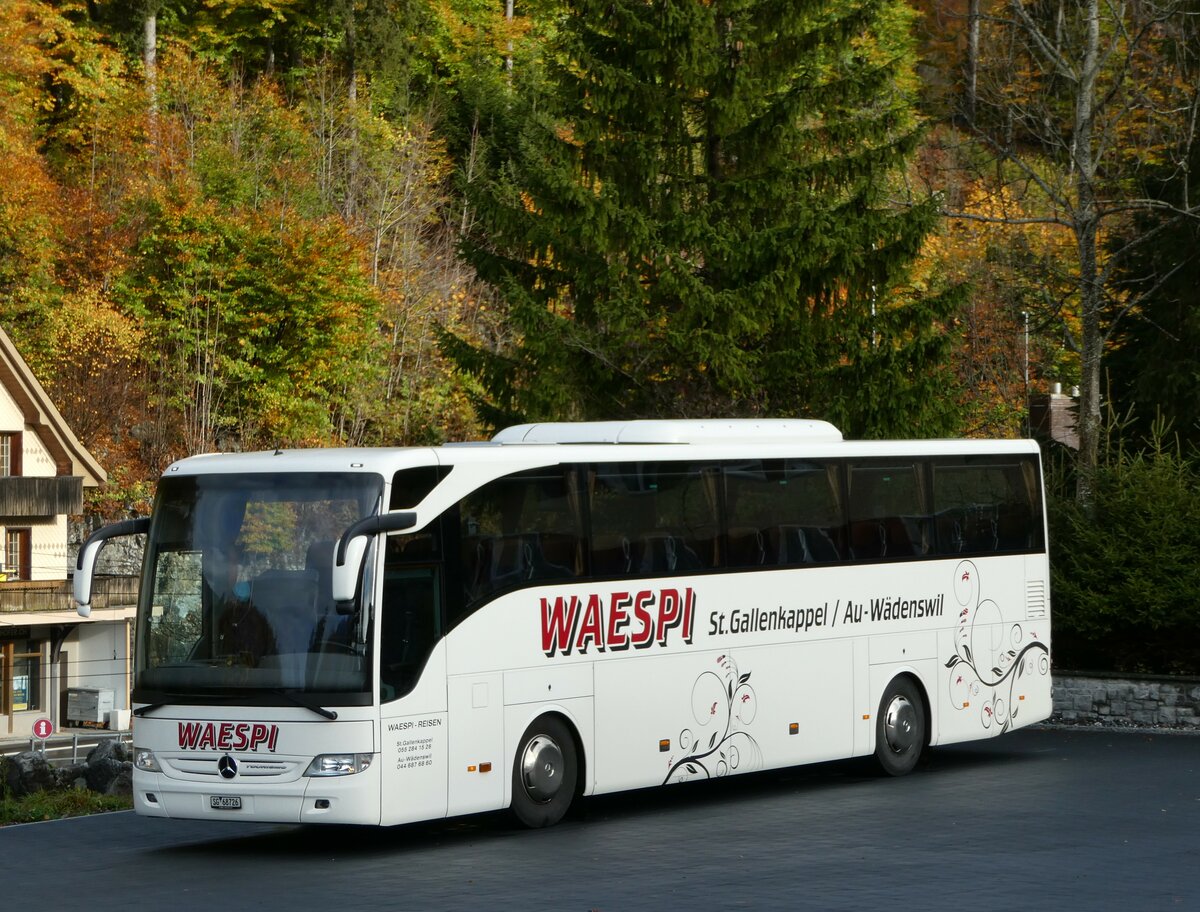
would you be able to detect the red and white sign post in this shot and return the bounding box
[33,717,54,741]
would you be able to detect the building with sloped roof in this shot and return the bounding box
[0,326,134,739]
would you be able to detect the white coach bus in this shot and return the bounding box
[74,420,1051,827]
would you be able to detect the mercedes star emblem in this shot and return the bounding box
[217,754,239,779]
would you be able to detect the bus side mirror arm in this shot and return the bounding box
[331,512,418,604]
[74,518,150,617]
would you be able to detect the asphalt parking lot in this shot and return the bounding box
[3,727,1196,911]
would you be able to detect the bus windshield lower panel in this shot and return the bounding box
[134,472,383,700]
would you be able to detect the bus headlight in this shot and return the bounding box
[133,747,162,772]
[305,753,373,777]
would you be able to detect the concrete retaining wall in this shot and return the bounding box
[1052,673,1200,728]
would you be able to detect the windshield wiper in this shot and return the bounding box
[271,689,338,720]
[133,696,240,716]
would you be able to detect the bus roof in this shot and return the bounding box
[161,422,1040,483]
[491,419,844,445]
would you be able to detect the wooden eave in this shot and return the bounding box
[0,327,106,487]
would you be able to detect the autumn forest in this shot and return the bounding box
[2,0,1199,520]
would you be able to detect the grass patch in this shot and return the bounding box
[1,789,132,826]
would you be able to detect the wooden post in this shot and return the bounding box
[3,640,13,734]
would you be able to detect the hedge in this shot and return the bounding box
[1048,441,1200,675]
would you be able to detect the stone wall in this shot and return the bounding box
[68,518,145,576]
[1052,673,1200,729]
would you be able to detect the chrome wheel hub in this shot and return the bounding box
[883,694,918,754]
[520,734,564,803]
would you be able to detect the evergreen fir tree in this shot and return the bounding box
[1106,140,1200,448]
[446,0,963,437]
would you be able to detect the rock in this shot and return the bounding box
[86,757,126,794]
[105,763,134,798]
[86,737,128,766]
[3,751,57,798]
[55,763,89,790]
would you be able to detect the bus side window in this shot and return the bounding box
[723,459,845,567]
[847,462,927,560]
[931,457,1042,556]
[588,462,717,576]
[459,466,583,605]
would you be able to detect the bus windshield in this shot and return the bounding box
[134,472,384,702]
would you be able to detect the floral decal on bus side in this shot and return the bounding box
[944,560,1050,733]
[664,654,763,784]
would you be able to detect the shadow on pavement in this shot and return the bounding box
[147,733,1044,860]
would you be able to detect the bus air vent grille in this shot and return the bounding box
[1025,579,1047,619]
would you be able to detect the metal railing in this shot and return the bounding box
[14,730,135,767]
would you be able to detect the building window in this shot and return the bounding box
[1,638,42,715]
[5,528,30,581]
[11,643,41,712]
[0,432,21,477]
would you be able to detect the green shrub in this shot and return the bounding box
[0,787,131,826]
[0,756,132,826]
[1049,435,1200,674]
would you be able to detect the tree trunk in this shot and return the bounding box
[505,0,515,72]
[143,9,158,148]
[1073,0,1102,505]
[965,0,980,124]
[344,7,358,222]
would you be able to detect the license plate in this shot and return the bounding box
[210,796,242,810]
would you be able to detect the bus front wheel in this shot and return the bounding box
[511,715,578,828]
[874,676,926,777]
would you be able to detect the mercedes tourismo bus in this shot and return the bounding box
[74,420,1052,827]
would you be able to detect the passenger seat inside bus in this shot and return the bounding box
[935,507,999,553]
[727,526,767,566]
[766,525,841,564]
[848,518,919,559]
[589,535,631,575]
[635,532,703,574]
[466,533,575,599]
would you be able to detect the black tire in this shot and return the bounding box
[511,714,578,828]
[874,676,927,777]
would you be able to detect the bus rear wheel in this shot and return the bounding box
[511,715,578,828]
[874,676,926,777]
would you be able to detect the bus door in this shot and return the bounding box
[378,530,449,825]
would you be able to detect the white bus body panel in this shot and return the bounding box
[379,642,449,827]
[442,553,1050,800]
[447,671,505,816]
[131,709,380,825]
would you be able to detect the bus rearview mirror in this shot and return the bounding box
[331,512,418,603]
[74,518,150,616]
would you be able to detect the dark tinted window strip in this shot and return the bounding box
[441,454,1044,620]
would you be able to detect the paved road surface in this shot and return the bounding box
[3,728,1196,910]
